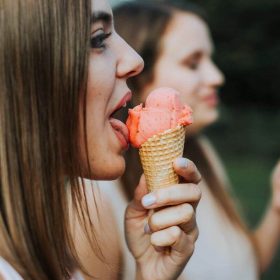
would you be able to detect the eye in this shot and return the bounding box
[182,52,202,71]
[188,58,200,70]
[90,31,112,49]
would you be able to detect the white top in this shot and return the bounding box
[0,257,84,280]
[181,181,258,280]
[99,179,259,280]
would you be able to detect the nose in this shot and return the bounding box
[115,34,144,79]
[203,59,225,87]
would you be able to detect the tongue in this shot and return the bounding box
[109,118,129,143]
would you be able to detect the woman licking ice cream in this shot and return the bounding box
[0,0,202,279]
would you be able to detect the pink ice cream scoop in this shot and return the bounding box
[126,87,193,148]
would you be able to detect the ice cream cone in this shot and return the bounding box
[139,125,186,192]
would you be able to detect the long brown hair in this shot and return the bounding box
[0,0,96,279]
[114,0,249,234]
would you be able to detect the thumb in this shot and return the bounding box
[173,157,201,184]
[128,174,149,212]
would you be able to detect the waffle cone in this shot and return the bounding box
[139,125,186,192]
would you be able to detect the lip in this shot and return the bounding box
[203,91,219,107]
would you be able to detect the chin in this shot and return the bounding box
[188,113,219,135]
[209,110,219,124]
[200,110,219,127]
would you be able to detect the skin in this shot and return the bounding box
[141,12,225,135]
[125,160,202,280]
[76,1,202,280]
[253,161,280,272]
[80,0,144,180]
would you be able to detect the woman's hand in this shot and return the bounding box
[252,160,280,272]
[271,160,280,213]
[125,158,201,280]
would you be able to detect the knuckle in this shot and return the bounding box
[188,224,199,243]
[150,233,157,246]
[169,226,181,243]
[180,203,194,222]
[187,161,201,182]
[190,184,202,201]
[149,215,156,230]
[183,183,200,200]
[149,214,160,231]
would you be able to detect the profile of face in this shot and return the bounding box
[142,12,225,135]
[80,0,144,180]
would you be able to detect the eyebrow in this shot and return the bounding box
[90,11,112,26]
[183,48,213,59]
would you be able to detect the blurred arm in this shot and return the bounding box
[253,161,280,273]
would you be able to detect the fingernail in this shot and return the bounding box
[144,223,151,234]
[175,157,188,168]
[142,194,156,207]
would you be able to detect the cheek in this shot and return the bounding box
[179,74,201,108]
[153,64,201,106]
[87,52,116,102]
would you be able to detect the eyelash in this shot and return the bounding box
[90,32,112,49]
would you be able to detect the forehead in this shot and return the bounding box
[161,12,213,56]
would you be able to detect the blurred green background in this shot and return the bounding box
[111,0,280,278]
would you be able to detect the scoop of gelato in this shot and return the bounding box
[126,87,192,148]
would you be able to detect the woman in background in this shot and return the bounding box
[98,0,280,279]
[0,0,202,279]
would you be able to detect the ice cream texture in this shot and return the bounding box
[126,87,193,148]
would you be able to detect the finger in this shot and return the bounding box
[173,157,201,184]
[151,226,198,261]
[148,203,195,233]
[141,183,201,210]
[150,224,197,248]
[150,226,182,247]
[171,225,198,258]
